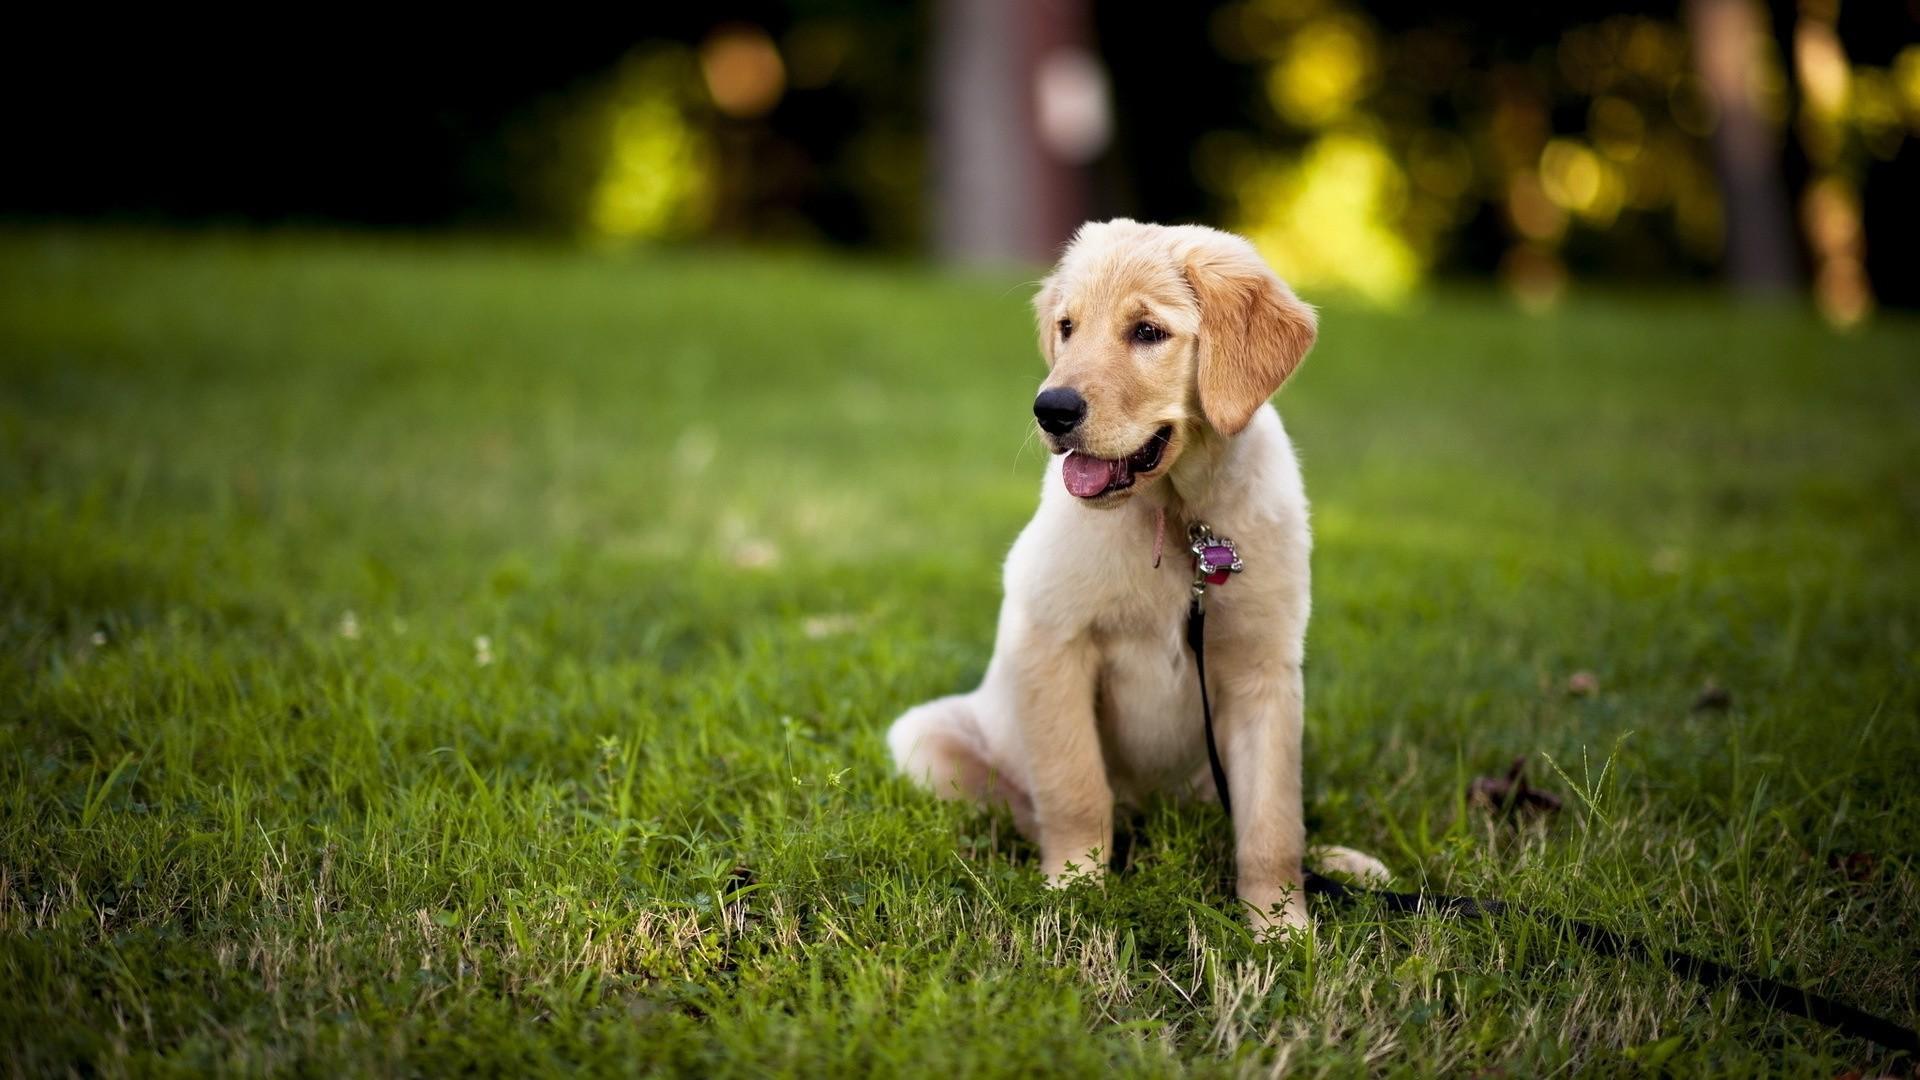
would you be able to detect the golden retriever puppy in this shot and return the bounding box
[888,219,1385,934]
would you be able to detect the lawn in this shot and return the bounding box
[1,228,1916,1076]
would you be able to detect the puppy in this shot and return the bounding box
[888,219,1384,934]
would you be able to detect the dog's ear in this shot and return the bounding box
[1184,240,1317,436]
[1032,274,1061,368]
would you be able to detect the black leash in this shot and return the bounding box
[1183,523,1241,819]
[1186,594,1233,820]
[1179,520,1918,1059]
[1299,872,1918,1057]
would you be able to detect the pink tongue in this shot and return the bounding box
[1063,452,1125,498]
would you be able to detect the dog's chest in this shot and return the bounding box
[1087,565,1205,795]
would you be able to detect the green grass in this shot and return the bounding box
[2,228,1917,1076]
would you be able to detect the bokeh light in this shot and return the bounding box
[1234,131,1419,301]
[21,6,1908,311]
[1804,176,1871,326]
[700,25,786,120]
[587,51,715,243]
[1264,15,1376,128]
[1199,1,1915,314]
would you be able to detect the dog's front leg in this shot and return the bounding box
[1012,633,1112,885]
[1220,663,1308,935]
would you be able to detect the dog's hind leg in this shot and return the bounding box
[1308,845,1392,886]
[887,694,1036,838]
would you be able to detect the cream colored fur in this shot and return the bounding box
[888,220,1386,935]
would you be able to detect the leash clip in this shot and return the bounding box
[1186,522,1244,607]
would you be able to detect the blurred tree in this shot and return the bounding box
[1686,0,1800,293]
[1141,0,1916,312]
[931,0,1103,264]
[0,7,925,248]
[3,3,1913,305]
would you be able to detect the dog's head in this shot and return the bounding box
[1030,219,1317,505]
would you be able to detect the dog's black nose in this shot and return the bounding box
[1033,387,1086,436]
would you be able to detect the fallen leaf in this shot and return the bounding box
[1691,682,1732,712]
[731,539,780,569]
[1826,852,1875,883]
[801,613,863,639]
[1469,756,1563,817]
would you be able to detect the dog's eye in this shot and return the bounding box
[1058,319,1074,340]
[1132,322,1168,344]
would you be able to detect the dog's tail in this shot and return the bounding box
[1308,845,1392,886]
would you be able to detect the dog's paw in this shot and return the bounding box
[1308,844,1392,886]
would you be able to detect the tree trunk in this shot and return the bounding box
[1685,0,1801,293]
[931,0,1092,265]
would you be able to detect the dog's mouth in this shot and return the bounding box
[1061,426,1173,499]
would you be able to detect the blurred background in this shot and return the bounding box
[4,1,1916,322]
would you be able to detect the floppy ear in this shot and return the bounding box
[1184,243,1317,436]
[1031,274,1061,368]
